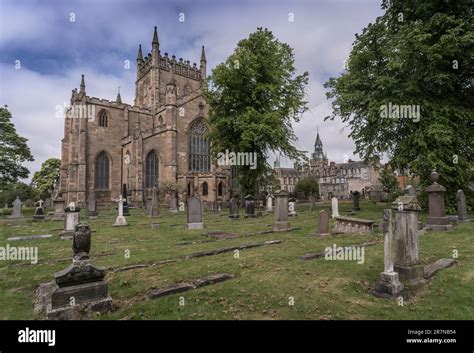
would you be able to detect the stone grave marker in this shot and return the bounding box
[266,195,273,213]
[309,195,316,212]
[87,192,98,218]
[456,189,469,222]
[425,171,451,231]
[33,200,45,221]
[8,197,24,219]
[351,191,361,211]
[244,195,256,218]
[317,210,330,236]
[61,202,80,238]
[187,197,203,229]
[113,195,128,226]
[228,197,239,219]
[331,197,339,218]
[273,190,290,231]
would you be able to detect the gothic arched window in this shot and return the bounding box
[218,182,223,197]
[98,109,109,127]
[95,151,109,190]
[188,119,210,172]
[145,151,159,188]
[202,182,208,196]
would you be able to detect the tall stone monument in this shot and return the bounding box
[273,190,290,231]
[244,195,256,218]
[121,184,130,216]
[113,195,128,227]
[392,190,425,287]
[187,197,203,229]
[425,171,452,231]
[375,209,404,296]
[331,197,339,218]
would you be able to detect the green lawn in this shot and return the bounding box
[0,201,472,320]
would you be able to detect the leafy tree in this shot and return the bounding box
[378,165,399,197]
[295,176,319,197]
[206,28,309,196]
[324,0,473,208]
[0,182,36,206]
[31,158,61,199]
[0,106,34,187]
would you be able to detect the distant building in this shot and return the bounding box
[276,131,381,199]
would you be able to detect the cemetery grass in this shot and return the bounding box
[0,202,473,320]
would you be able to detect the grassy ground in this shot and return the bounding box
[0,201,472,320]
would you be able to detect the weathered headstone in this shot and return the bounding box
[309,195,316,212]
[45,223,113,319]
[87,192,98,218]
[425,171,451,231]
[316,210,330,236]
[61,202,80,238]
[170,195,178,214]
[273,190,290,231]
[331,197,339,218]
[351,191,361,211]
[8,197,24,219]
[52,198,65,221]
[44,198,52,208]
[122,184,130,216]
[244,195,256,218]
[266,195,273,213]
[113,195,128,227]
[228,197,239,219]
[392,190,425,287]
[456,189,469,222]
[33,200,45,221]
[187,197,203,229]
[375,209,404,296]
[149,187,160,218]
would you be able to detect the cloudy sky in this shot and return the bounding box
[0,0,384,179]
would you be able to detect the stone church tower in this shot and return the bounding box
[59,27,231,207]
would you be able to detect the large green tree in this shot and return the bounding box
[206,28,309,196]
[324,0,473,208]
[0,106,34,187]
[31,158,61,199]
[295,176,319,197]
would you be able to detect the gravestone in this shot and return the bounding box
[62,202,80,238]
[44,198,52,208]
[309,195,316,212]
[425,171,451,231]
[273,190,290,231]
[170,195,178,214]
[288,198,297,217]
[87,192,98,218]
[228,197,239,219]
[113,195,128,226]
[149,187,160,218]
[121,184,130,216]
[187,197,203,229]
[52,198,65,221]
[375,209,404,296]
[244,195,256,218]
[266,195,273,213]
[331,197,339,218]
[456,190,469,222]
[46,223,112,319]
[351,191,361,211]
[316,210,330,236]
[392,190,425,287]
[8,197,24,219]
[33,200,45,221]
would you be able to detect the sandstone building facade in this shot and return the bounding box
[59,27,231,207]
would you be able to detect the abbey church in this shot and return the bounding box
[59,27,231,207]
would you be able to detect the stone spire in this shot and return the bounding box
[116,87,122,103]
[80,74,85,94]
[152,26,159,46]
[137,44,143,63]
[200,45,207,79]
[312,130,325,161]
